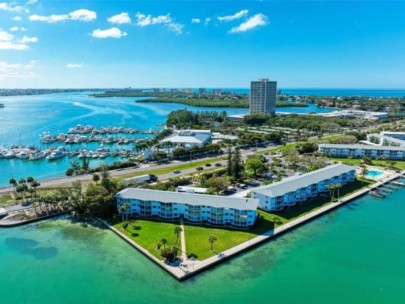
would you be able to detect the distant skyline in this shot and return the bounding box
[1,0,405,89]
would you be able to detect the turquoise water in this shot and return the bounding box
[0,92,332,187]
[365,170,383,178]
[1,187,405,303]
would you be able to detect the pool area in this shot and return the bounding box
[365,170,383,178]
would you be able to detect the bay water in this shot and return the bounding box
[1,187,404,303]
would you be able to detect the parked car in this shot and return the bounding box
[196,167,204,171]
[215,163,222,167]
[173,170,181,174]
[205,163,212,167]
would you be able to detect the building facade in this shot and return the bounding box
[116,189,259,228]
[318,144,405,160]
[160,130,212,148]
[250,78,277,115]
[251,164,356,212]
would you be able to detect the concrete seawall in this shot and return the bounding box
[101,172,404,281]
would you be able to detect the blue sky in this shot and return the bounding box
[0,0,404,88]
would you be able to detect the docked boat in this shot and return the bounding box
[46,150,65,161]
[29,151,46,160]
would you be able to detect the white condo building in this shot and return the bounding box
[251,164,356,212]
[250,79,277,116]
[116,188,259,227]
[160,130,212,148]
[318,144,405,160]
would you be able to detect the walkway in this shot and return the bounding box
[179,218,187,261]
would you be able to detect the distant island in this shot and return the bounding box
[0,103,4,108]
[0,88,102,97]
[92,90,308,108]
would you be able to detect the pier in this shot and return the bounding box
[99,171,405,281]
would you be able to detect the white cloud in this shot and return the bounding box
[191,18,200,24]
[91,27,127,39]
[12,16,22,21]
[218,9,249,22]
[204,18,211,26]
[0,28,35,50]
[10,26,26,31]
[0,60,38,78]
[29,14,69,23]
[66,63,83,68]
[20,35,37,43]
[0,2,27,12]
[135,12,184,34]
[69,9,96,22]
[0,41,29,50]
[0,28,14,41]
[29,9,96,23]
[26,0,38,5]
[230,13,268,33]
[108,12,131,24]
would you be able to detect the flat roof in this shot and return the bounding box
[252,164,355,198]
[116,188,259,210]
[319,143,405,152]
[161,132,210,144]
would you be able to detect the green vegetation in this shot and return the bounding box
[329,157,405,170]
[138,97,249,108]
[112,218,182,260]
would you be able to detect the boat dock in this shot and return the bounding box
[99,170,405,281]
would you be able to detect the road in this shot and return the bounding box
[0,145,278,195]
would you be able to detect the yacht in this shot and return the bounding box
[29,151,46,160]
[46,150,65,161]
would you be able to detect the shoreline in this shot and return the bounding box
[97,171,404,281]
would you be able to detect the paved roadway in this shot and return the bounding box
[0,145,278,196]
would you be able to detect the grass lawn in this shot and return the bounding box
[0,193,15,206]
[184,178,373,260]
[108,178,374,261]
[112,218,182,260]
[115,157,225,181]
[329,157,405,171]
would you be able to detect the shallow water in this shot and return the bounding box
[1,188,404,303]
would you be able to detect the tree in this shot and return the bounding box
[9,178,17,194]
[208,235,217,252]
[174,226,182,245]
[226,146,232,176]
[335,183,342,200]
[208,177,228,194]
[65,168,74,176]
[231,148,243,180]
[360,165,369,184]
[119,202,131,224]
[245,157,268,177]
[92,174,100,183]
[160,238,168,250]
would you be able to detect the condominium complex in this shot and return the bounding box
[251,164,356,212]
[249,78,277,115]
[367,132,405,147]
[116,188,259,227]
[318,144,405,160]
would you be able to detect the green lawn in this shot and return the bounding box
[0,193,15,206]
[183,178,373,260]
[112,218,182,260]
[109,178,374,261]
[329,157,405,170]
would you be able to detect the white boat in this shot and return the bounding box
[29,151,46,160]
[16,151,29,159]
[4,151,15,158]
[46,150,65,161]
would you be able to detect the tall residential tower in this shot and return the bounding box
[249,78,277,115]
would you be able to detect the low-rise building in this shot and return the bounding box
[251,164,356,212]
[367,133,405,147]
[116,188,258,227]
[160,130,212,148]
[321,109,388,120]
[318,143,405,160]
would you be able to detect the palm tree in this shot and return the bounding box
[208,235,217,252]
[174,226,182,245]
[335,183,342,200]
[160,238,167,250]
[360,165,369,184]
[119,202,130,224]
[9,178,17,194]
[92,174,100,184]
